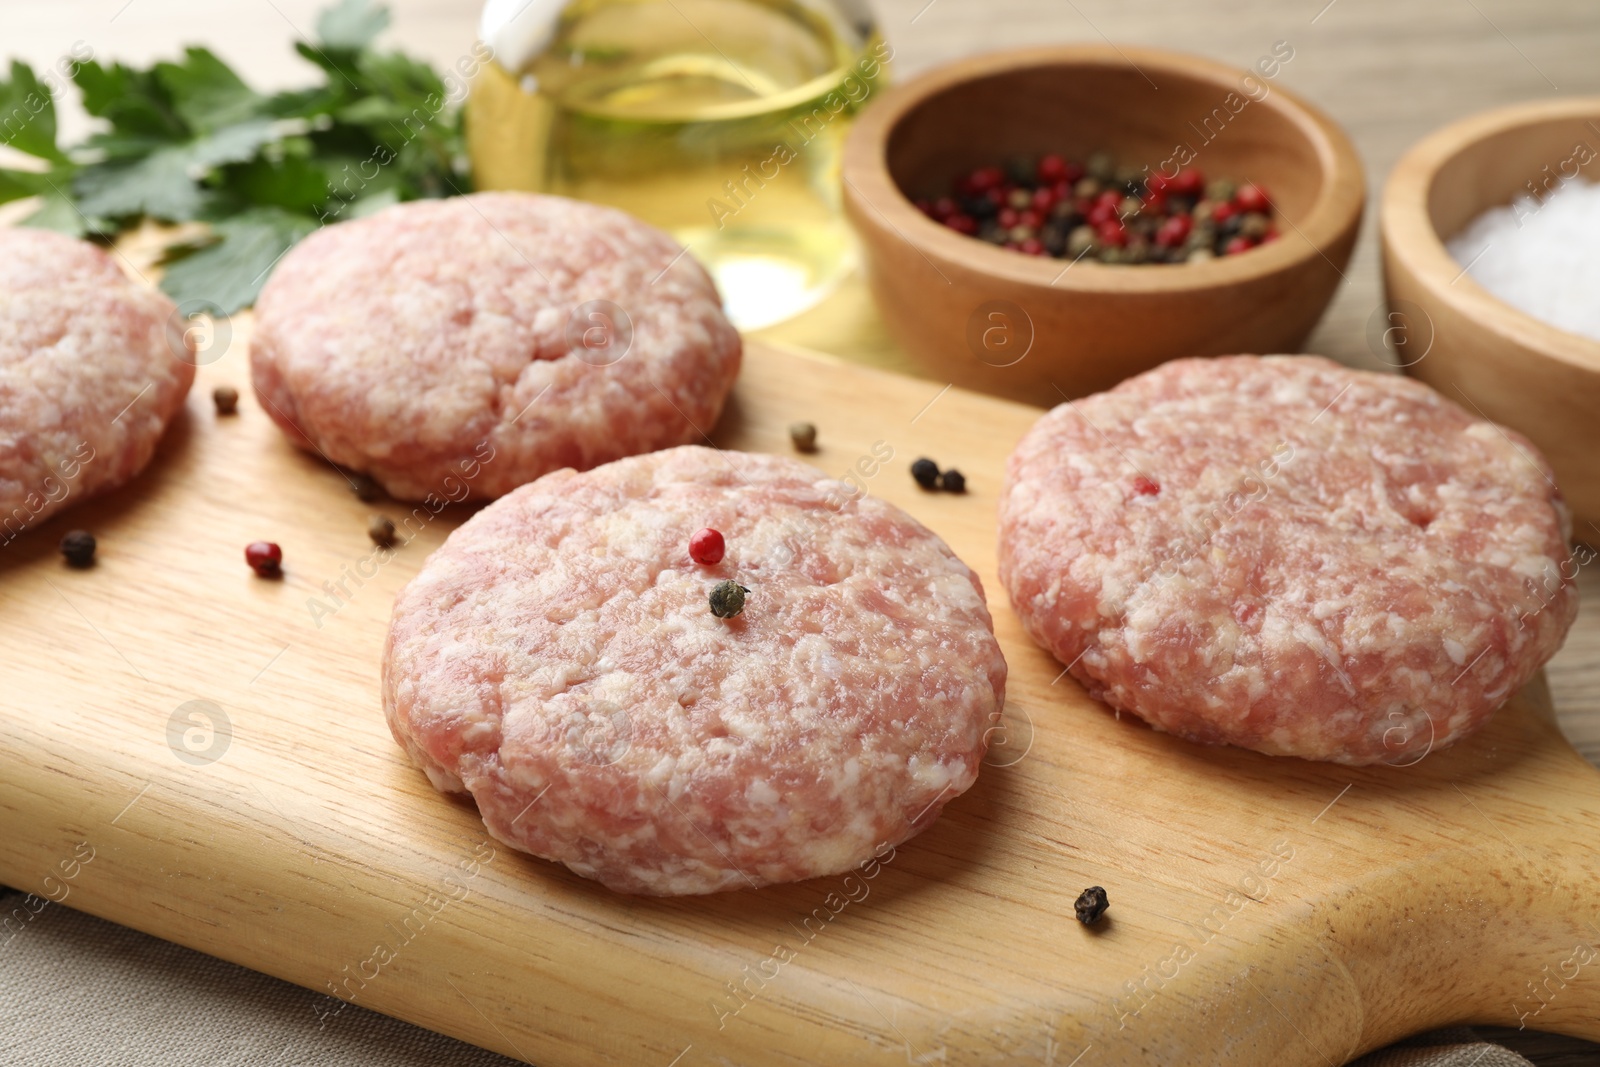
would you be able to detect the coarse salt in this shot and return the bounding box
[1447,178,1600,343]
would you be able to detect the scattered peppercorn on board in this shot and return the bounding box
[2,326,1599,1066]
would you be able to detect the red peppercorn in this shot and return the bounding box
[1262,228,1281,243]
[1172,168,1205,196]
[1131,475,1160,496]
[997,206,1021,229]
[1031,186,1057,213]
[1050,179,1073,202]
[1018,237,1047,256]
[1223,235,1255,256]
[1096,219,1128,247]
[1141,190,1168,214]
[946,213,979,236]
[1155,214,1193,248]
[1036,154,1070,184]
[1063,160,1086,185]
[914,198,936,217]
[1210,201,1238,225]
[689,527,725,565]
[1086,200,1117,228]
[969,166,1005,192]
[1018,209,1043,230]
[931,196,958,220]
[1234,183,1271,214]
[245,541,282,577]
[1146,172,1172,194]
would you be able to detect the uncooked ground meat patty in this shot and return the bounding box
[384,446,1007,894]
[998,355,1577,765]
[251,193,741,501]
[0,229,194,542]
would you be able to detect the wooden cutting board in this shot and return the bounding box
[2,330,1598,1067]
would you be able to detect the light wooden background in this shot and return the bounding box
[4,1,1600,1062]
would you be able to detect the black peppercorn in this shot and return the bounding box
[212,386,239,416]
[963,194,997,220]
[910,457,940,490]
[60,530,96,568]
[940,469,967,494]
[368,514,397,548]
[1075,885,1109,926]
[709,580,749,619]
[348,473,382,502]
[1040,223,1068,257]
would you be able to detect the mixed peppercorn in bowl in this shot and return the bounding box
[840,44,1366,403]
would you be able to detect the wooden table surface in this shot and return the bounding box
[4,1,1599,1062]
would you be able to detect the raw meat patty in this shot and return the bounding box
[384,445,1007,895]
[998,355,1577,765]
[0,229,195,541]
[251,192,741,501]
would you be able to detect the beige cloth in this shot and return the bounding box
[0,888,518,1065]
[1348,1028,1534,1066]
[0,888,1563,1066]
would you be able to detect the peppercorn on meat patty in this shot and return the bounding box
[998,355,1577,765]
[251,192,741,502]
[0,229,195,538]
[384,446,1008,895]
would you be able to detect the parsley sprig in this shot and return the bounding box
[0,0,474,313]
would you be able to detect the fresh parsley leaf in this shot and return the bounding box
[23,175,112,236]
[315,182,404,226]
[72,59,188,141]
[331,95,409,126]
[4,0,471,310]
[264,84,343,122]
[345,186,399,218]
[0,166,49,205]
[317,0,392,52]
[154,47,266,132]
[179,118,280,167]
[158,207,319,313]
[222,151,337,214]
[354,49,445,104]
[80,130,192,161]
[73,118,277,220]
[291,40,357,83]
[74,149,207,220]
[0,61,69,163]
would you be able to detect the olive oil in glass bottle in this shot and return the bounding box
[469,0,888,328]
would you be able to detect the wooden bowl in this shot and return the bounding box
[1382,98,1600,533]
[840,45,1366,406]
